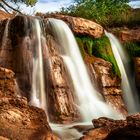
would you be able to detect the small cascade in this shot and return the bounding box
[105,31,140,113]
[48,18,122,122]
[30,19,47,111]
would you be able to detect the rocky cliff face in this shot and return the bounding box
[0,67,59,140]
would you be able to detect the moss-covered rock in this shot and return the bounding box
[76,35,121,77]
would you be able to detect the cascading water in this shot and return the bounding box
[2,20,10,47]
[30,19,47,111]
[48,18,122,122]
[105,31,140,113]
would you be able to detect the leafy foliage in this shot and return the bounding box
[60,0,132,27]
[124,42,140,57]
[76,35,121,77]
[9,0,37,6]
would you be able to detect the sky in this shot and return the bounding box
[8,0,74,14]
[5,0,140,14]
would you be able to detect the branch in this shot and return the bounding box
[0,3,10,13]
[1,0,22,14]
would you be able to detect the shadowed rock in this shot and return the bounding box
[80,113,140,140]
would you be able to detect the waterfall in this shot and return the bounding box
[30,19,47,111]
[2,20,10,48]
[48,18,122,122]
[105,31,139,113]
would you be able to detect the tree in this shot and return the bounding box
[0,0,37,14]
[60,0,131,27]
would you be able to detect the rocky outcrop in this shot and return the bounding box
[81,113,140,140]
[108,27,140,43]
[0,67,59,140]
[45,14,104,38]
[85,56,127,116]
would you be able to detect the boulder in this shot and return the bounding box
[80,113,140,140]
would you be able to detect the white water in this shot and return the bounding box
[48,18,122,122]
[50,123,85,140]
[105,31,139,113]
[30,19,47,111]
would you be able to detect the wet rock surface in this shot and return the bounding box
[86,56,127,116]
[81,113,140,140]
[0,67,59,140]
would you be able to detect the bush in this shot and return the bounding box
[124,41,140,57]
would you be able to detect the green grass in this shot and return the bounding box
[76,35,121,77]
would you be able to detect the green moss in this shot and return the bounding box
[76,35,121,77]
[124,42,140,57]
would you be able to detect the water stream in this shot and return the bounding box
[30,19,47,111]
[105,31,140,113]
